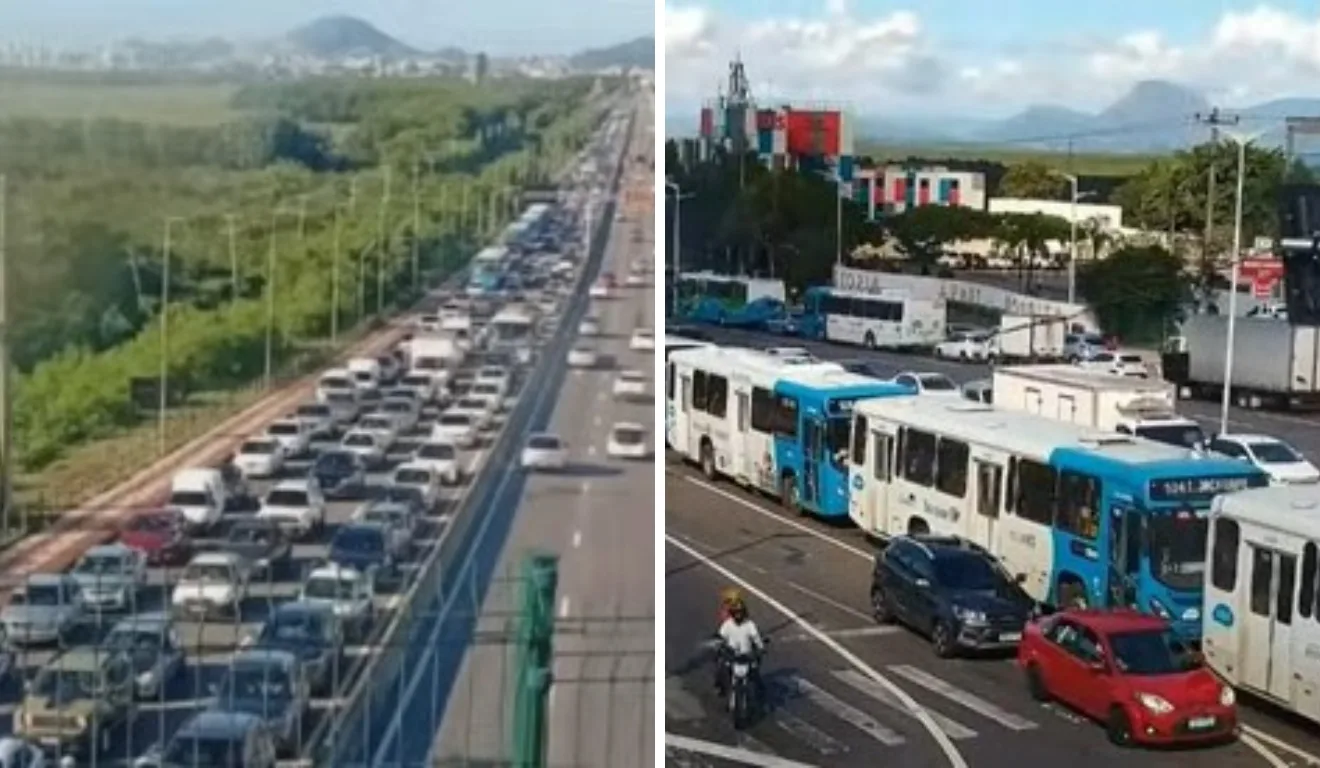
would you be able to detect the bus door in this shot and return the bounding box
[1242,545,1296,699]
[802,418,823,509]
[850,429,895,535]
[676,373,693,456]
[731,389,751,482]
[969,460,1003,552]
[1105,505,1141,608]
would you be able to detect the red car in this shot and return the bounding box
[1017,609,1237,747]
[119,508,193,566]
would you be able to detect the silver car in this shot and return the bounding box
[1,574,82,646]
[70,542,146,612]
[299,564,376,641]
[100,612,186,699]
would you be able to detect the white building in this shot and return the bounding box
[989,197,1124,232]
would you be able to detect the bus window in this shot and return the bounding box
[706,375,729,417]
[1014,459,1057,526]
[873,432,892,482]
[692,370,708,411]
[750,388,774,432]
[1057,471,1101,540]
[901,429,937,487]
[773,395,799,438]
[736,392,749,433]
[826,417,851,469]
[1302,543,1317,620]
[851,415,869,466]
[666,363,675,399]
[1211,518,1240,591]
[934,438,969,498]
[975,462,1001,519]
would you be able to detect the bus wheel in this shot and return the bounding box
[700,442,717,480]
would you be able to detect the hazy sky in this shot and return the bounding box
[4,0,654,55]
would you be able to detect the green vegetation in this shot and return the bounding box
[0,70,242,125]
[855,141,1162,178]
[5,73,605,502]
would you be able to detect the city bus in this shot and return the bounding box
[667,344,911,519]
[466,246,509,296]
[488,305,537,365]
[1204,484,1320,717]
[799,286,946,350]
[675,272,786,324]
[847,396,1267,640]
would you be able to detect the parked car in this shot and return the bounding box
[870,535,1035,657]
[120,509,193,566]
[1017,609,1237,746]
[100,613,186,700]
[70,542,147,613]
[935,330,996,361]
[1208,433,1320,485]
[1,573,83,646]
[891,371,962,397]
[1075,349,1149,378]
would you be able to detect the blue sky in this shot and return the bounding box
[665,0,1320,118]
[4,0,653,55]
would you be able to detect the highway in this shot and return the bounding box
[663,463,1320,768]
[693,325,1320,461]
[0,93,634,766]
[431,94,655,768]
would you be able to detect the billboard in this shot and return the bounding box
[785,110,843,157]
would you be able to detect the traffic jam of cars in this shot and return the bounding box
[0,190,617,765]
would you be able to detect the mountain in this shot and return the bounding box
[569,36,653,71]
[286,16,419,58]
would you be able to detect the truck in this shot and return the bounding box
[1161,314,1320,410]
[406,335,464,379]
[991,364,1207,448]
[993,314,1071,362]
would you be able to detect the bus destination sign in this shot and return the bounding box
[1149,474,1267,502]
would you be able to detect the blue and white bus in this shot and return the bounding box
[848,396,1268,640]
[799,286,946,349]
[666,344,912,519]
[466,246,509,296]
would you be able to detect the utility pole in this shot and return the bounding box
[264,209,278,388]
[0,175,11,539]
[1194,108,1241,296]
[411,159,421,294]
[331,204,342,343]
[159,217,182,456]
[376,165,393,315]
[224,214,239,300]
[461,184,470,237]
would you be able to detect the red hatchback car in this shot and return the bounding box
[119,508,193,566]
[1017,609,1237,747]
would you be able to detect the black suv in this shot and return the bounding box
[870,535,1035,657]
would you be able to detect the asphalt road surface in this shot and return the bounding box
[663,463,1320,768]
[432,97,655,768]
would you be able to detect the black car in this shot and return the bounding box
[311,450,367,499]
[222,518,293,578]
[870,535,1035,658]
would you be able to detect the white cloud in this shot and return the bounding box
[664,2,1320,120]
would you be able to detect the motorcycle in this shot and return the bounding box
[712,637,769,730]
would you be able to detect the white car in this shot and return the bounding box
[606,422,649,459]
[171,552,247,620]
[521,433,568,471]
[451,396,496,431]
[624,272,645,287]
[934,331,996,361]
[398,373,440,404]
[579,317,602,337]
[588,281,611,299]
[412,441,462,486]
[892,371,962,397]
[433,412,479,449]
[629,329,654,352]
[612,369,648,400]
[233,437,286,479]
[469,381,505,413]
[340,429,387,468]
[293,403,337,439]
[1075,349,1149,378]
[353,502,416,554]
[380,397,421,433]
[391,463,443,511]
[357,414,400,449]
[567,346,598,368]
[257,478,327,540]
[299,564,375,641]
[417,314,442,333]
[265,418,313,458]
[1209,433,1320,485]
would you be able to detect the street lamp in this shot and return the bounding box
[1218,129,1265,436]
[665,179,694,318]
[159,216,186,455]
[1050,171,1081,306]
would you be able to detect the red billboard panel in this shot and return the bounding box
[699,108,714,137]
[785,110,842,157]
[755,110,778,131]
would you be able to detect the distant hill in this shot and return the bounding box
[569,36,653,71]
[286,16,419,58]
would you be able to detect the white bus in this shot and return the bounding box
[848,396,1266,626]
[488,305,537,365]
[802,286,946,350]
[1204,484,1320,720]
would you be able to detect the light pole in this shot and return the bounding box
[224,213,239,300]
[159,216,185,455]
[665,179,693,318]
[836,180,845,266]
[263,207,283,388]
[1219,129,1265,436]
[1050,171,1081,306]
[0,174,11,539]
[331,203,343,343]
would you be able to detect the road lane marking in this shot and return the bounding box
[666,734,818,768]
[886,665,1038,731]
[1241,731,1292,768]
[775,626,903,644]
[572,530,582,548]
[773,711,847,755]
[1242,725,1320,767]
[666,534,969,768]
[784,580,873,622]
[780,675,906,747]
[559,595,571,618]
[736,733,777,756]
[831,670,978,740]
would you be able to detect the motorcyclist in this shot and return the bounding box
[715,597,766,696]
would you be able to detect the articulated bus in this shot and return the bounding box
[799,286,946,350]
[847,396,1267,640]
[1204,484,1320,721]
[666,345,910,518]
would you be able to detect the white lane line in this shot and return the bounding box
[572,530,582,548]
[831,670,978,740]
[667,534,969,768]
[781,675,907,747]
[773,711,847,756]
[886,665,1038,731]
[1242,725,1320,766]
[665,734,819,768]
[1241,732,1292,768]
[775,626,904,644]
[784,580,873,623]
[558,595,571,618]
[736,733,777,756]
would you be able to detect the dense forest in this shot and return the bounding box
[2,74,608,470]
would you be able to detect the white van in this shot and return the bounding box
[168,468,229,531]
[348,357,383,391]
[316,369,356,403]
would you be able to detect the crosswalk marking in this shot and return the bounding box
[773,711,847,756]
[780,675,906,747]
[887,665,1039,731]
[830,669,978,740]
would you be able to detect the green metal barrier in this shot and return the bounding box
[511,552,559,767]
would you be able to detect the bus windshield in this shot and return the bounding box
[1147,512,1208,591]
[826,417,851,468]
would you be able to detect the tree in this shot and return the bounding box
[884,206,990,270]
[1077,245,1191,343]
[999,161,1068,200]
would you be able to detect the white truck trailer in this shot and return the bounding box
[991,364,1207,448]
[1161,314,1320,410]
[994,313,1070,361]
